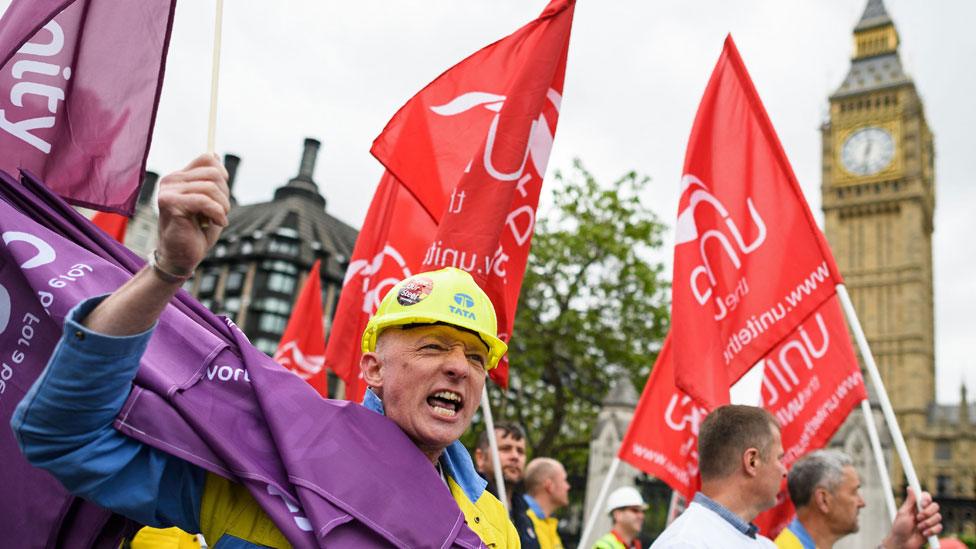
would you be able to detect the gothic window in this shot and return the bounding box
[935,440,951,460]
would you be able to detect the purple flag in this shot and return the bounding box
[0,0,176,215]
[0,170,486,547]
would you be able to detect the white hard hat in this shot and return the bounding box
[606,486,647,513]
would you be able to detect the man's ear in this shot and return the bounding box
[474,448,487,471]
[814,487,831,514]
[361,352,383,389]
[743,448,761,477]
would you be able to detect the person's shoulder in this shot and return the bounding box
[771,526,804,549]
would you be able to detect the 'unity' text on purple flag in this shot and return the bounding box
[0,0,176,215]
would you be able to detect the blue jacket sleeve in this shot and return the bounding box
[10,296,205,532]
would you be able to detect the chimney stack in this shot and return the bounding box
[298,138,321,181]
[224,153,241,192]
[137,171,159,206]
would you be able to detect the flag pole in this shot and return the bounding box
[206,0,224,155]
[577,456,620,549]
[858,398,897,521]
[197,0,225,231]
[480,385,509,512]
[836,284,939,548]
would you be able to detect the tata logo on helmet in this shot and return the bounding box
[0,284,10,335]
[449,293,476,320]
[453,293,474,309]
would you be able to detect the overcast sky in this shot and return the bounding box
[3,1,972,403]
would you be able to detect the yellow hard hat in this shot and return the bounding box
[361,267,508,369]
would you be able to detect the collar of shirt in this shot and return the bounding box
[611,529,641,549]
[786,516,816,549]
[692,492,759,539]
[362,389,488,503]
[523,493,547,519]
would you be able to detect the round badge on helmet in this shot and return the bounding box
[397,276,433,306]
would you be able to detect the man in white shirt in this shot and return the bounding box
[651,405,784,548]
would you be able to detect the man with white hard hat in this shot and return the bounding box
[593,486,648,549]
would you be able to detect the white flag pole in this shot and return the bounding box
[196,0,225,231]
[206,0,224,155]
[480,385,508,512]
[836,284,939,548]
[577,456,620,549]
[858,398,898,521]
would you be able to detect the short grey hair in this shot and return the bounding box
[787,450,854,507]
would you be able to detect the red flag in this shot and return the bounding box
[91,210,127,243]
[619,297,866,538]
[327,0,575,397]
[671,36,843,409]
[618,335,706,501]
[325,173,436,401]
[371,0,575,386]
[274,260,328,397]
[0,0,176,215]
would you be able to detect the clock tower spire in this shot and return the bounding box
[822,0,935,486]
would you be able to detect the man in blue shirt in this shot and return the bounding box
[774,450,942,549]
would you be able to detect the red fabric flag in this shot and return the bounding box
[371,0,574,386]
[671,36,843,409]
[325,173,437,401]
[618,335,706,500]
[91,210,128,243]
[0,0,176,215]
[619,297,866,539]
[327,0,575,397]
[274,260,329,397]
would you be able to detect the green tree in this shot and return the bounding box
[484,158,670,475]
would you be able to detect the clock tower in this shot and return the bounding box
[821,0,935,485]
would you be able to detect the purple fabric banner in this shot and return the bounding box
[0,0,176,215]
[0,170,485,547]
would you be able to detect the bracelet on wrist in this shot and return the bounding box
[148,249,193,285]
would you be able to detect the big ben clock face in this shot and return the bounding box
[841,127,895,176]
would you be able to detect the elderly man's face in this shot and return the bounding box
[825,465,865,535]
[363,324,488,461]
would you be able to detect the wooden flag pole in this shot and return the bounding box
[859,398,898,521]
[480,385,509,512]
[836,284,939,548]
[577,456,620,549]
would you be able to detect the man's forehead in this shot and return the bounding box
[396,323,488,350]
[496,431,525,445]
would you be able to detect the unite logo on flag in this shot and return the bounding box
[674,174,767,321]
[670,36,843,409]
[344,244,412,315]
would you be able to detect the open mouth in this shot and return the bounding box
[427,390,463,418]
